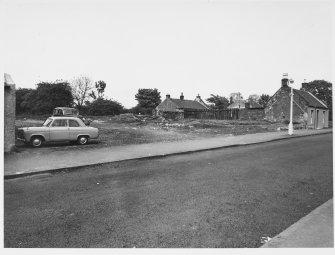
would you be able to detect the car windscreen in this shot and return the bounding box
[43,118,53,127]
[64,109,78,115]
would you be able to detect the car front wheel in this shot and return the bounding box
[77,136,88,145]
[30,136,43,148]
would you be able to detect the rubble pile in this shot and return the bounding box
[110,113,141,123]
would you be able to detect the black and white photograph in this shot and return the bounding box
[2,0,334,250]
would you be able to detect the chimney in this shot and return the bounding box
[301,79,308,90]
[166,94,170,99]
[281,73,289,87]
[180,92,184,100]
[195,94,201,102]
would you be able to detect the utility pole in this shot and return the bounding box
[288,79,294,135]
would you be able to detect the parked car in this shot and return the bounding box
[17,116,99,148]
[52,107,79,116]
[52,107,92,125]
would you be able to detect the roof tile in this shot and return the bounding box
[294,89,328,109]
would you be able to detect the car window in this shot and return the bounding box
[69,120,80,127]
[51,119,68,127]
[63,109,72,115]
[43,118,53,127]
[53,109,63,116]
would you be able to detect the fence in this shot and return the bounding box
[184,109,240,120]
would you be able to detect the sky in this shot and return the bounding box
[2,0,333,108]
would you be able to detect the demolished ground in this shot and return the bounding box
[14,113,313,153]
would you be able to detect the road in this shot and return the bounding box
[4,134,333,248]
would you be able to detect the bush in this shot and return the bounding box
[17,81,73,115]
[129,106,154,115]
[87,98,124,116]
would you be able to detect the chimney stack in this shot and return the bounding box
[180,92,184,100]
[281,73,289,87]
[301,79,308,90]
[166,94,170,99]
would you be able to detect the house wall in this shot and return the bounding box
[308,107,329,129]
[265,87,308,123]
[156,109,184,120]
[238,108,265,121]
[4,83,16,152]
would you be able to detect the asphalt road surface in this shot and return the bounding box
[4,134,333,248]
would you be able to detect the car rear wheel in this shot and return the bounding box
[77,136,88,145]
[30,136,43,148]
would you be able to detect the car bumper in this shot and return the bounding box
[17,138,27,143]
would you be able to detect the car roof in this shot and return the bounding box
[49,116,80,120]
[54,107,77,110]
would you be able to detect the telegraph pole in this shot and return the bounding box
[288,79,294,135]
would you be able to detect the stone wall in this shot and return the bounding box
[156,109,184,120]
[238,108,265,121]
[265,87,308,123]
[4,74,16,152]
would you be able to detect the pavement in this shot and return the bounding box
[262,198,333,248]
[4,128,334,248]
[4,128,332,179]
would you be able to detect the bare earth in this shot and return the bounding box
[14,114,289,153]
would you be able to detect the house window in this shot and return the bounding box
[310,110,314,124]
[323,111,325,124]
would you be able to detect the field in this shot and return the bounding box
[14,113,297,152]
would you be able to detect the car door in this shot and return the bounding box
[49,119,70,141]
[68,119,83,141]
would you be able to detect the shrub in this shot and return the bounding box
[87,98,124,116]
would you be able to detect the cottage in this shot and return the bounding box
[4,73,16,152]
[155,93,208,119]
[265,74,329,129]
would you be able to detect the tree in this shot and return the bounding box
[258,94,270,108]
[16,88,34,114]
[301,80,332,120]
[229,92,243,102]
[20,89,38,114]
[21,81,73,114]
[71,76,94,107]
[247,94,260,103]
[206,94,229,109]
[90,80,107,99]
[87,98,124,116]
[135,88,161,114]
[95,80,106,98]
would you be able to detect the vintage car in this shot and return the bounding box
[52,107,79,116]
[52,107,92,125]
[17,116,99,147]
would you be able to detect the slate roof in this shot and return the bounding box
[249,101,263,108]
[294,89,328,109]
[156,96,208,112]
[170,98,207,110]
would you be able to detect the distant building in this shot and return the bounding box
[4,73,16,152]
[155,93,208,119]
[265,74,329,129]
[227,100,263,109]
